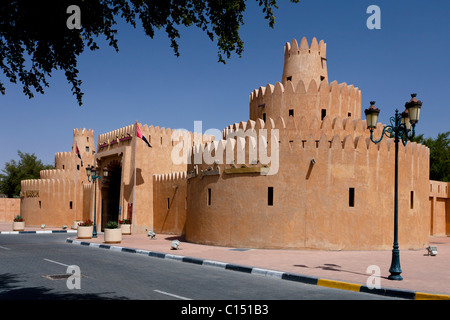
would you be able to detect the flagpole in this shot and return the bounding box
[74,153,77,224]
[133,121,137,234]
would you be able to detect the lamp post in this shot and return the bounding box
[364,94,422,281]
[86,165,109,238]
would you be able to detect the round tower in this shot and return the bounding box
[281,37,328,88]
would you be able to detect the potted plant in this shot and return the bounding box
[13,215,25,231]
[104,221,122,244]
[119,219,131,235]
[77,219,94,239]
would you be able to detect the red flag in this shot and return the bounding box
[135,124,152,147]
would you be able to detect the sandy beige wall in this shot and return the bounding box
[153,172,187,234]
[186,131,430,250]
[0,198,20,222]
[429,180,450,236]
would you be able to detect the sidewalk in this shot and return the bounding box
[1,222,449,299]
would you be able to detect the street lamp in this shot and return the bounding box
[364,94,423,281]
[86,165,109,238]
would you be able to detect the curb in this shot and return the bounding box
[66,238,450,300]
[1,230,77,235]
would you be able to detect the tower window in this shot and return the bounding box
[69,201,73,210]
[348,112,352,117]
[39,201,41,209]
[77,165,80,170]
[262,113,266,122]
[207,188,212,206]
[410,191,414,209]
[286,76,292,82]
[320,76,325,81]
[268,187,274,206]
[349,188,355,207]
[321,109,327,120]
[85,146,89,152]
[167,198,170,209]
[289,109,294,117]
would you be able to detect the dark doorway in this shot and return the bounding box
[101,164,122,231]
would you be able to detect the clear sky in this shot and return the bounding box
[0,0,449,169]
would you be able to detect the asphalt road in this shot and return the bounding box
[0,233,400,305]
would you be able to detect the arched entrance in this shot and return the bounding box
[101,162,122,231]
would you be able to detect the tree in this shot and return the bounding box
[413,131,450,182]
[0,151,53,198]
[0,0,300,106]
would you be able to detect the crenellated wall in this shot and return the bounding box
[249,79,361,129]
[153,172,188,235]
[20,128,95,227]
[95,123,213,234]
[186,113,430,249]
[20,178,90,227]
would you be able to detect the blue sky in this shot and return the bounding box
[1,0,449,169]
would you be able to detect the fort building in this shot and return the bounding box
[19,36,448,250]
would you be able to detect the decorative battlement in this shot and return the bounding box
[250,36,361,127]
[249,78,361,125]
[73,128,94,137]
[187,113,429,177]
[98,123,213,151]
[153,171,187,182]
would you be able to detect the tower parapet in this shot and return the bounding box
[282,37,328,88]
[250,37,360,125]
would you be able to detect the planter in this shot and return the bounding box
[120,224,131,235]
[13,221,25,231]
[77,226,94,239]
[104,228,122,244]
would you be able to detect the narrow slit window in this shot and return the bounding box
[69,201,73,210]
[289,109,294,117]
[349,188,355,207]
[39,201,41,209]
[207,188,212,206]
[268,187,274,206]
[160,137,163,145]
[262,113,266,122]
[77,165,80,170]
[321,109,327,120]
[167,198,170,209]
[410,191,414,209]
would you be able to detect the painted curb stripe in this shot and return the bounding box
[65,238,450,300]
[225,264,253,273]
[415,292,450,300]
[0,230,76,235]
[317,279,361,292]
